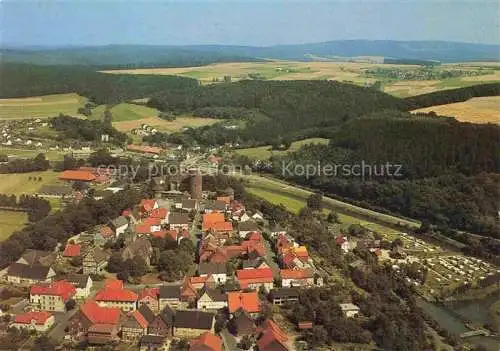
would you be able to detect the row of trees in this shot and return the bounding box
[0,194,51,222]
[0,153,50,174]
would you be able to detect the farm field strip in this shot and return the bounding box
[0,171,63,196]
[101,61,500,97]
[242,173,420,229]
[0,147,66,161]
[411,96,500,124]
[0,93,87,119]
[113,115,219,133]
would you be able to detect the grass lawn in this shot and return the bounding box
[0,146,66,161]
[234,138,329,160]
[0,171,62,196]
[0,93,86,119]
[0,210,27,241]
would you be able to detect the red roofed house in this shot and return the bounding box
[257,319,289,351]
[202,213,226,232]
[122,310,149,343]
[138,288,159,313]
[227,291,261,317]
[30,280,76,312]
[190,331,222,351]
[63,243,81,258]
[11,311,55,332]
[242,240,266,259]
[95,279,138,312]
[280,269,315,288]
[59,170,97,182]
[150,208,169,225]
[237,268,274,291]
[68,300,121,344]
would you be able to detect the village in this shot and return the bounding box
[0,163,366,351]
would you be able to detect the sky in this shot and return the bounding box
[1,0,499,47]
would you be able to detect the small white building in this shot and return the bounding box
[339,303,360,318]
[11,311,55,332]
[196,287,227,310]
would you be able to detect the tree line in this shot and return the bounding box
[0,153,50,174]
[0,63,198,105]
[0,194,51,222]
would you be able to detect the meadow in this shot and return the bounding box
[102,61,500,97]
[0,210,27,241]
[234,138,329,159]
[0,171,62,196]
[0,147,66,161]
[411,96,500,124]
[0,93,86,119]
[113,115,219,133]
[242,173,420,232]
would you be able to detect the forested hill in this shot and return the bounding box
[147,80,406,145]
[271,114,500,247]
[0,64,198,104]
[2,40,499,66]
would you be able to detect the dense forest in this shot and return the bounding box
[0,64,198,104]
[269,114,500,241]
[147,80,406,145]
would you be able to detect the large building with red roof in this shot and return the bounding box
[95,279,138,312]
[59,170,97,182]
[30,280,76,312]
[11,311,55,332]
[236,268,274,291]
[68,300,121,343]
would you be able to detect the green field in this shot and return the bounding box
[0,93,86,119]
[0,147,66,161]
[234,138,329,159]
[0,210,27,241]
[91,103,159,122]
[0,171,63,196]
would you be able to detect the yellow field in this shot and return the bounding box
[0,93,87,119]
[113,115,219,133]
[0,171,63,196]
[101,61,500,97]
[412,96,500,124]
[234,138,329,159]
